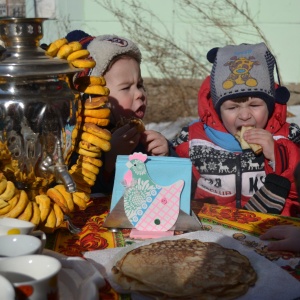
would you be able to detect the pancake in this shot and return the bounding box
[235,126,262,155]
[112,238,257,299]
[114,117,145,133]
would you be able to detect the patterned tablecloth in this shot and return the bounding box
[46,196,125,255]
[45,196,300,300]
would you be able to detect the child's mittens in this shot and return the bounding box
[244,174,291,214]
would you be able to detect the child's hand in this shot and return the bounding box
[260,225,300,252]
[141,130,169,156]
[243,128,275,161]
[111,124,141,155]
[104,124,141,174]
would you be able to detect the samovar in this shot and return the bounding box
[0,17,79,194]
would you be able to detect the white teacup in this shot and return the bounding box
[0,274,15,300]
[0,217,35,235]
[0,254,61,300]
[0,234,43,257]
[0,217,46,247]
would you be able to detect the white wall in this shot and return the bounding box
[25,0,300,84]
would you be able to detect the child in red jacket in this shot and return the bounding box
[173,42,300,217]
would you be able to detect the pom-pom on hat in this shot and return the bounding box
[207,42,290,116]
[65,30,142,77]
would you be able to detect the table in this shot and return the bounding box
[45,195,300,299]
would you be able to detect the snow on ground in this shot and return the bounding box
[286,105,300,125]
[146,105,300,141]
[145,116,197,140]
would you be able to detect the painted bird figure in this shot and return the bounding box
[123,152,184,231]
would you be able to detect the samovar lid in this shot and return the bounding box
[0,17,81,78]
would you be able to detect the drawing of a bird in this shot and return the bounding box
[123,152,184,231]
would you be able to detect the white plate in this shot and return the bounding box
[84,231,300,300]
[43,249,106,300]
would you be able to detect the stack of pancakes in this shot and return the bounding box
[112,238,257,299]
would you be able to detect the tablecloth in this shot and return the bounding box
[84,231,300,300]
[45,196,300,299]
[46,196,125,256]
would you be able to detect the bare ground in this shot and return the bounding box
[143,78,300,124]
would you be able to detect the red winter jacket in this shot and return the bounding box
[173,76,300,217]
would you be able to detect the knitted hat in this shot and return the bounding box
[207,42,290,116]
[65,30,142,76]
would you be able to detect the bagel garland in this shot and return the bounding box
[80,96,108,109]
[77,155,103,166]
[79,141,102,153]
[77,161,100,175]
[76,147,102,158]
[69,170,95,187]
[0,174,7,195]
[70,165,97,182]
[0,172,96,232]
[74,76,106,87]
[74,191,90,202]
[30,202,41,226]
[57,43,76,59]
[82,123,111,140]
[67,49,90,61]
[83,107,111,119]
[72,193,87,210]
[18,201,33,221]
[71,77,112,192]
[43,206,57,230]
[45,37,96,69]
[5,190,28,219]
[35,195,51,223]
[71,59,96,69]
[74,181,92,194]
[54,185,75,213]
[0,181,16,202]
[77,116,110,127]
[0,36,114,231]
[0,141,53,192]
[53,203,64,227]
[0,192,19,215]
[81,132,111,152]
[45,38,68,57]
[79,85,109,95]
[0,115,111,231]
[47,188,69,214]
[44,36,112,202]
[68,41,83,51]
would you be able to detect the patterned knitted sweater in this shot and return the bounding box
[173,76,300,217]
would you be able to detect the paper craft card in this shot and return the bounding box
[111,154,192,219]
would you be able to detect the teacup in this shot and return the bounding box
[0,274,15,300]
[0,234,43,257]
[0,217,46,248]
[0,254,61,300]
[0,217,36,235]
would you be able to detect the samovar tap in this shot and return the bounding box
[54,139,76,193]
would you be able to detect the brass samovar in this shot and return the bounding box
[0,17,79,195]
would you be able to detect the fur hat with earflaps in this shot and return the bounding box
[65,30,142,77]
[207,42,290,117]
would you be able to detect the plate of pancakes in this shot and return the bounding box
[84,231,300,300]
